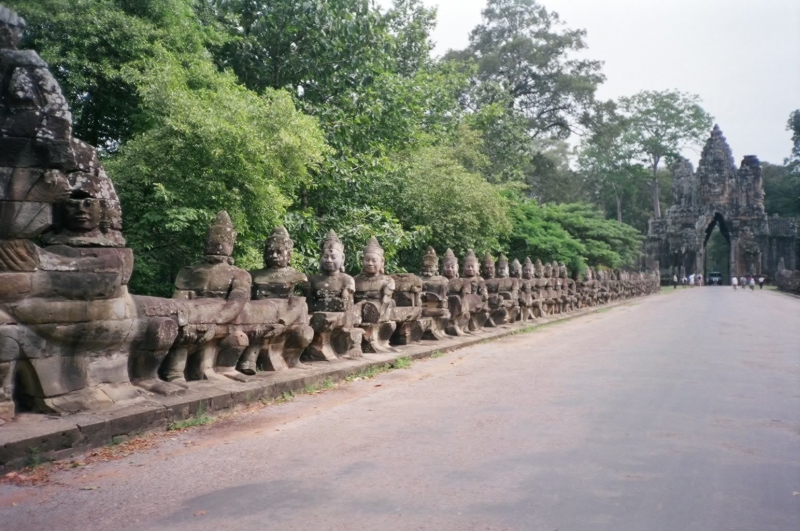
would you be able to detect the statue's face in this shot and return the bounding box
[544,265,551,278]
[480,263,494,278]
[421,262,437,277]
[321,248,344,273]
[265,243,291,268]
[560,265,567,278]
[361,251,383,275]
[463,261,478,277]
[442,261,458,279]
[510,264,521,278]
[0,24,24,49]
[64,198,101,232]
[522,264,533,279]
[497,264,509,278]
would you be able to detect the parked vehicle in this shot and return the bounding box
[708,271,722,285]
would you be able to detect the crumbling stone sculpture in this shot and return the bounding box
[244,226,314,372]
[390,271,426,345]
[462,250,489,331]
[418,247,451,340]
[354,237,396,353]
[441,249,471,336]
[304,231,363,361]
[483,253,520,325]
[518,258,538,321]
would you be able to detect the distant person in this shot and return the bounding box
[748,277,755,291]
[758,276,765,289]
[697,274,703,286]
[689,273,695,286]
[739,276,746,292]
[673,274,678,289]
[681,276,688,288]
[732,276,738,290]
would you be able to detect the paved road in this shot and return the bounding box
[1,287,799,531]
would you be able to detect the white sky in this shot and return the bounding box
[387,0,800,165]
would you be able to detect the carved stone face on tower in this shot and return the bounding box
[320,231,346,274]
[535,258,544,278]
[462,250,479,277]
[64,194,101,232]
[497,254,510,278]
[361,237,385,276]
[510,258,522,279]
[0,6,25,49]
[522,258,534,280]
[264,226,293,269]
[442,249,459,279]
[204,211,236,259]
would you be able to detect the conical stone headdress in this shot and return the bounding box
[266,226,293,250]
[422,246,439,268]
[482,252,495,268]
[205,210,236,257]
[322,230,344,252]
[443,248,458,266]
[497,253,509,268]
[464,249,478,265]
[510,258,522,278]
[363,236,384,257]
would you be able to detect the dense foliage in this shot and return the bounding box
[13,0,763,295]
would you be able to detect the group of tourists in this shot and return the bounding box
[671,274,766,290]
[731,275,765,291]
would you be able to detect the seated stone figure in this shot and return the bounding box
[532,258,548,318]
[162,211,252,383]
[353,237,396,353]
[512,258,535,322]
[304,231,363,361]
[418,247,451,340]
[441,249,471,336]
[559,262,576,312]
[486,253,519,326]
[462,250,490,331]
[242,226,313,372]
[390,271,425,345]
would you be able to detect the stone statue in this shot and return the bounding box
[304,231,363,361]
[418,247,451,340]
[353,237,396,353]
[243,226,314,372]
[162,211,252,383]
[484,253,520,325]
[462,250,489,331]
[441,249,471,336]
[532,258,548,318]
[390,271,425,345]
[559,262,575,312]
[516,258,536,321]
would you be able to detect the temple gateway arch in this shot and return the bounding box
[645,125,799,284]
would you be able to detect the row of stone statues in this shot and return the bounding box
[150,213,660,391]
[0,5,659,421]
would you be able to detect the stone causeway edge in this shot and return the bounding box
[0,297,640,469]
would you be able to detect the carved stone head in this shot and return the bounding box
[442,248,459,279]
[496,254,510,278]
[510,258,522,279]
[320,230,345,274]
[534,258,543,278]
[421,246,439,277]
[480,252,495,279]
[463,249,479,278]
[585,267,593,281]
[559,262,568,279]
[204,211,236,263]
[543,262,552,278]
[0,6,25,49]
[522,257,534,280]
[361,236,385,276]
[264,226,293,269]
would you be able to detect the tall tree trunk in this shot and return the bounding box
[616,194,623,223]
[652,158,662,218]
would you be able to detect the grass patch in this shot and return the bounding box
[26,447,44,468]
[391,356,412,369]
[168,403,213,431]
[431,350,445,358]
[511,324,538,335]
[303,377,337,394]
[594,307,612,313]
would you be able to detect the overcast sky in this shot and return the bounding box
[388,0,800,165]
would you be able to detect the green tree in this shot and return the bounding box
[10,0,228,149]
[618,90,713,218]
[108,50,327,295]
[455,0,604,140]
